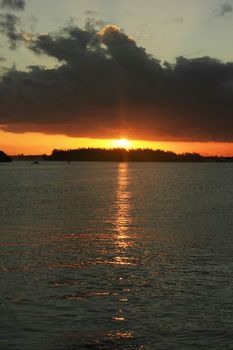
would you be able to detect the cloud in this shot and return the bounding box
[0,13,22,48]
[0,0,25,11]
[217,3,233,16]
[0,23,233,142]
[0,0,26,49]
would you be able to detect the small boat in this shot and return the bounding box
[32,160,39,165]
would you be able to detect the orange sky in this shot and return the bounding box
[0,130,233,156]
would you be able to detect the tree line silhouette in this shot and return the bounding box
[42,148,233,162]
[0,151,12,162]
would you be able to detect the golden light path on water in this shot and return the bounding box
[115,163,133,252]
[111,162,135,328]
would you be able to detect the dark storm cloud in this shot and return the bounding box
[0,0,25,11]
[217,3,233,16]
[0,24,233,141]
[0,13,22,48]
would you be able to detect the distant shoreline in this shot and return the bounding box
[10,148,233,163]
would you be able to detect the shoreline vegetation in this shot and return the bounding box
[0,151,12,162]
[10,148,233,162]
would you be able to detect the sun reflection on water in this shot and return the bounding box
[111,164,136,336]
[115,163,132,251]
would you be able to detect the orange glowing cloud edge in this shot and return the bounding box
[0,130,233,156]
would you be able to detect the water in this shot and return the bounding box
[1,161,233,349]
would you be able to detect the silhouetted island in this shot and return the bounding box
[42,148,233,162]
[0,151,12,162]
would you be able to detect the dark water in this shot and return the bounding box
[1,162,233,350]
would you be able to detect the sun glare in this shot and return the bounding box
[113,139,132,149]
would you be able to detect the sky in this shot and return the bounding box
[0,0,233,155]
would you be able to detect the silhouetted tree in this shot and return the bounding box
[0,150,12,162]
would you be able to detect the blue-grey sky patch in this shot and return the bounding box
[164,17,184,23]
[84,10,98,17]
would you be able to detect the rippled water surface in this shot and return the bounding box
[1,162,233,349]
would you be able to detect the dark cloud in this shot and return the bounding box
[0,0,26,49]
[0,0,25,11]
[0,13,22,48]
[217,3,233,16]
[0,24,233,142]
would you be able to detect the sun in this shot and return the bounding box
[112,138,132,149]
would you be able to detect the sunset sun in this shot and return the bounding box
[113,138,132,149]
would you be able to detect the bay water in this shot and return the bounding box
[1,162,233,349]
